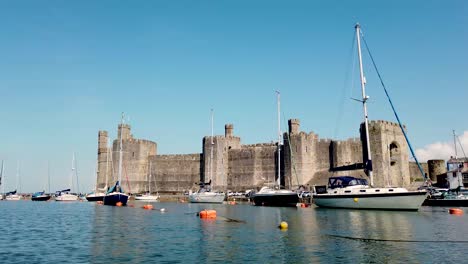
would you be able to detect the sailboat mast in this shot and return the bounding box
[355,23,374,186]
[118,113,124,183]
[1,161,4,195]
[453,130,458,159]
[276,91,281,188]
[74,153,80,195]
[105,139,109,189]
[210,109,214,183]
[16,161,20,192]
[149,161,152,194]
[48,161,50,194]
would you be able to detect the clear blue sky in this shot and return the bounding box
[0,0,466,193]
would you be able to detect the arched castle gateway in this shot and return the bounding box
[95,119,424,194]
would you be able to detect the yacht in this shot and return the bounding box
[312,24,427,210]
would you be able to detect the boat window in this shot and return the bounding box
[344,190,351,193]
[334,191,337,193]
[375,189,380,192]
[360,190,366,192]
[389,189,393,191]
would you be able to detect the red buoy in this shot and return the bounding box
[449,208,463,215]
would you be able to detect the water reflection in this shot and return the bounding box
[1,201,467,263]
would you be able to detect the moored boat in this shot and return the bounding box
[188,181,225,203]
[188,110,225,204]
[5,190,22,201]
[313,176,427,210]
[312,24,428,210]
[86,191,106,202]
[103,113,129,206]
[135,160,159,202]
[251,91,299,207]
[55,189,79,201]
[32,191,51,201]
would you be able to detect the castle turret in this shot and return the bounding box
[96,130,110,189]
[225,124,234,137]
[288,119,300,135]
[118,123,132,141]
[203,124,241,191]
[361,120,411,187]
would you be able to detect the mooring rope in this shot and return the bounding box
[328,234,468,243]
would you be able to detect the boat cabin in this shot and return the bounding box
[328,176,368,189]
[314,176,368,194]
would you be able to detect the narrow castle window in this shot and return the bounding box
[389,142,399,166]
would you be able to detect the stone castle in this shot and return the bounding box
[95,119,426,194]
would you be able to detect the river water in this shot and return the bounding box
[0,201,466,263]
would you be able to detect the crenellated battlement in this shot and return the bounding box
[242,143,277,148]
[155,154,201,160]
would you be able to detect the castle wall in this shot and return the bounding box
[152,154,202,194]
[409,161,428,182]
[96,118,419,193]
[227,144,277,191]
[113,138,156,193]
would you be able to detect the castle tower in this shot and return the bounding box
[118,123,132,141]
[225,124,234,137]
[361,120,411,187]
[288,119,300,135]
[112,123,157,193]
[428,159,446,182]
[283,119,317,189]
[203,124,241,191]
[96,131,110,189]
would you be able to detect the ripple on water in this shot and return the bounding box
[0,202,467,263]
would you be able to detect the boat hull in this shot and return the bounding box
[86,195,105,202]
[188,193,225,203]
[313,191,428,211]
[423,198,468,207]
[135,195,160,201]
[103,192,129,206]
[5,195,22,201]
[55,194,79,201]
[252,193,299,207]
[32,195,51,201]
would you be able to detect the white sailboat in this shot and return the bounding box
[251,91,299,207]
[56,154,79,201]
[313,24,428,211]
[189,109,225,203]
[135,160,160,201]
[86,148,109,202]
[6,161,22,201]
[103,113,129,206]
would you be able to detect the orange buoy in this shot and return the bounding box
[449,208,463,215]
[143,204,154,210]
[97,201,104,205]
[199,209,217,219]
[116,202,123,207]
[300,203,307,208]
[229,201,236,205]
